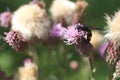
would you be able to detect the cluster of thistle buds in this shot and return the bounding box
[0,9,12,28]
[0,0,94,55]
[0,0,51,51]
[0,0,97,78]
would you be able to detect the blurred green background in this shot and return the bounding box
[0,0,120,80]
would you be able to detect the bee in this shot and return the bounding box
[76,23,101,43]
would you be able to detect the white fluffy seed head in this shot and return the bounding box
[18,62,38,80]
[12,4,51,41]
[105,10,120,43]
[50,0,75,24]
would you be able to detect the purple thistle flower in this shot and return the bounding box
[63,24,86,45]
[105,41,120,64]
[0,11,12,28]
[99,42,109,57]
[4,31,28,51]
[51,23,93,55]
[24,58,33,66]
[50,23,67,39]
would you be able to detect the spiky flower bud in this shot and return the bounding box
[75,0,88,13]
[50,23,66,38]
[72,0,88,24]
[106,41,120,64]
[11,4,51,41]
[18,58,38,80]
[0,10,12,27]
[4,31,27,51]
[104,10,120,64]
[99,42,109,57]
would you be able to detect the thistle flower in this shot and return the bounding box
[106,41,120,64]
[63,24,86,45]
[0,10,12,27]
[104,10,120,64]
[11,4,51,41]
[50,23,66,38]
[18,58,38,80]
[62,23,93,55]
[4,31,27,51]
[75,0,88,14]
[72,0,88,24]
[41,23,66,46]
[50,0,75,24]
[99,42,109,57]
[50,0,88,25]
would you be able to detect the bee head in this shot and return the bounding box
[75,23,84,31]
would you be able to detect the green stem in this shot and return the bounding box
[27,47,44,80]
[88,57,95,80]
[27,47,38,64]
[107,65,114,80]
[47,47,52,70]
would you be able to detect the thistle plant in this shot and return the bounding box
[99,10,120,80]
[0,9,12,28]
[1,0,120,80]
[50,0,97,79]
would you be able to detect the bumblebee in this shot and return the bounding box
[75,23,92,43]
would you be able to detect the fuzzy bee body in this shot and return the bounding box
[76,23,93,43]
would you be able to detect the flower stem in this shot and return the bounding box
[27,47,44,80]
[27,47,38,64]
[107,65,114,80]
[88,57,95,80]
[47,47,52,70]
